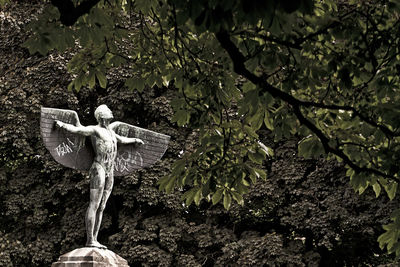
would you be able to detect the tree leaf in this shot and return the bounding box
[183,188,198,206]
[231,191,244,206]
[223,191,232,210]
[96,71,107,88]
[373,183,381,198]
[125,77,145,92]
[298,136,324,159]
[165,176,176,194]
[88,70,96,89]
[212,188,223,205]
[194,187,202,205]
[172,109,190,126]
[384,182,398,201]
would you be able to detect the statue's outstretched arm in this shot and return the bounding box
[115,134,144,145]
[55,121,95,136]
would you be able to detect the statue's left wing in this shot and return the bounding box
[110,121,170,176]
[40,107,94,170]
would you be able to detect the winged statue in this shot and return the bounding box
[40,105,170,249]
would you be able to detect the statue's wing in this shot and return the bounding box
[40,107,94,170]
[110,121,170,176]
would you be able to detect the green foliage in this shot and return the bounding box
[379,209,400,257]
[19,0,400,258]
[2,2,400,265]
[0,0,8,7]
[298,135,324,159]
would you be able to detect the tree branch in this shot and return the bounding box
[218,30,399,137]
[215,30,300,105]
[215,29,400,183]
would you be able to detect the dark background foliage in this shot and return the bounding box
[0,1,398,266]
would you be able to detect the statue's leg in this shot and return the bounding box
[85,162,105,247]
[93,170,114,249]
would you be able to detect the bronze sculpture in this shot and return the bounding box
[41,105,170,249]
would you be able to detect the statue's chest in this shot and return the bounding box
[95,129,117,151]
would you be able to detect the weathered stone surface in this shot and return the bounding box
[41,105,170,248]
[51,247,129,267]
[40,106,170,176]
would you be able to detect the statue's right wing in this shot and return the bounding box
[110,121,170,176]
[40,107,94,170]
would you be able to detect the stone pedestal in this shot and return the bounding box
[52,247,129,267]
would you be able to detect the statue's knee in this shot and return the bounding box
[88,201,101,211]
[99,202,107,212]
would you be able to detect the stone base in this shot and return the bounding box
[52,247,129,267]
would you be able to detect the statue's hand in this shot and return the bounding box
[135,138,144,145]
[55,120,64,129]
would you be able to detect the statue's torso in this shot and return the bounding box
[91,127,117,171]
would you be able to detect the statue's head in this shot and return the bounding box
[94,105,113,122]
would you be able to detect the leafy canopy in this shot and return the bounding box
[19,0,400,257]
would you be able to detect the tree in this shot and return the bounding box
[2,0,400,265]
[4,0,400,259]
